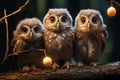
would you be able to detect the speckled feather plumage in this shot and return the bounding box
[11,18,45,71]
[74,9,108,64]
[44,29,74,66]
[43,9,74,67]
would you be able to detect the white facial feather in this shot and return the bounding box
[14,18,44,40]
[74,9,106,30]
[43,8,73,32]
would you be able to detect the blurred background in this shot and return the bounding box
[0,0,120,64]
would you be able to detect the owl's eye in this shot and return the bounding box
[22,27,28,33]
[92,17,97,24]
[34,26,40,33]
[50,16,55,22]
[61,16,67,23]
[80,17,86,24]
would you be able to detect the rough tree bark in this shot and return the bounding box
[0,61,120,80]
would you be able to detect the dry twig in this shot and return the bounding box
[108,0,120,7]
[3,9,9,62]
[0,0,30,65]
[0,0,30,22]
[113,0,120,6]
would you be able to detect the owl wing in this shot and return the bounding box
[13,40,23,53]
[67,28,75,52]
[11,35,17,46]
[11,33,27,53]
[12,38,26,54]
[101,28,108,51]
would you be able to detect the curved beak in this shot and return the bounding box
[87,23,90,31]
[29,32,33,38]
[56,22,60,31]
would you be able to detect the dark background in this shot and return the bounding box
[0,0,120,64]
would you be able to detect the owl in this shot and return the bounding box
[11,18,45,71]
[43,9,74,70]
[74,9,108,67]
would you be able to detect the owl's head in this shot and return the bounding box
[43,9,73,32]
[14,18,44,40]
[75,9,106,32]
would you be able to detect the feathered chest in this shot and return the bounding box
[45,31,73,51]
[76,30,103,42]
[14,38,44,52]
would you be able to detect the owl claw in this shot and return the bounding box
[78,62,83,68]
[63,62,71,70]
[22,65,31,72]
[52,63,59,71]
[90,62,98,67]
[31,65,37,71]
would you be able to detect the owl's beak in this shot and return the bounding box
[29,32,33,38]
[56,22,60,31]
[87,23,90,31]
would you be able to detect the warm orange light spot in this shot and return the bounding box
[107,6,116,17]
[43,56,52,67]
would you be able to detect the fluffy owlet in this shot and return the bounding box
[74,9,108,67]
[43,9,74,70]
[11,18,45,71]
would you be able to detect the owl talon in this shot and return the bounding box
[63,62,71,70]
[78,62,83,68]
[22,65,31,72]
[90,62,98,67]
[31,65,37,71]
[52,63,59,71]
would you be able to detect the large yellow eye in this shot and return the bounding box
[22,27,28,33]
[50,16,55,23]
[80,16,86,24]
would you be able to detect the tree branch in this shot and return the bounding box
[3,9,9,62]
[107,0,120,7]
[113,0,120,6]
[0,0,30,22]
[0,61,120,79]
